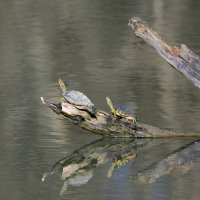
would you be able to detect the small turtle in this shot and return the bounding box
[106,96,137,127]
[59,79,96,115]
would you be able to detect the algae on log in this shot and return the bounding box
[41,97,200,137]
[128,17,200,89]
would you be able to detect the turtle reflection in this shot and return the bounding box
[42,138,150,195]
[60,170,94,196]
[42,138,200,195]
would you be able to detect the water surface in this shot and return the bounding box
[0,0,200,200]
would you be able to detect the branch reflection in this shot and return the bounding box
[42,138,200,196]
[136,139,200,183]
[42,138,155,195]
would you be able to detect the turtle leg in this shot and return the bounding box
[132,117,138,129]
[107,155,136,177]
[111,110,117,121]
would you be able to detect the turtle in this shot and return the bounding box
[106,96,137,127]
[59,78,96,115]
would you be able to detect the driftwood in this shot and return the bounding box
[41,97,199,137]
[41,17,200,137]
[128,17,200,89]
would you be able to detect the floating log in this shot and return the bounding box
[128,17,200,89]
[41,97,200,137]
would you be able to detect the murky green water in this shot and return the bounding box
[0,0,200,199]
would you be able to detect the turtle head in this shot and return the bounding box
[59,78,68,93]
[106,97,115,112]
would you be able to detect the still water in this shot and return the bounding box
[0,0,200,199]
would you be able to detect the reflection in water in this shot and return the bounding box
[42,138,148,195]
[42,138,200,196]
[60,171,93,196]
[136,139,200,183]
[0,1,200,200]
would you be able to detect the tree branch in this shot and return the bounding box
[128,17,200,89]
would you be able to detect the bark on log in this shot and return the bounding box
[41,97,199,137]
[128,17,200,89]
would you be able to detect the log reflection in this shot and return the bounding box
[136,139,200,183]
[42,138,200,195]
[42,138,156,195]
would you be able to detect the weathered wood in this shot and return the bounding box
[41,97,200,137]
[128,17,200,89]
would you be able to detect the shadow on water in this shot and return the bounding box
[42,138,200,196]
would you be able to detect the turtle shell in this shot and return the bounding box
[63,90,94,107]
[114,105,135,117]
[62,90,96,115]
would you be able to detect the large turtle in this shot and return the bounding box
[106,96,137,127]
[59,79,96,115]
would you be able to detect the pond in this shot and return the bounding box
[0,0,200,200]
